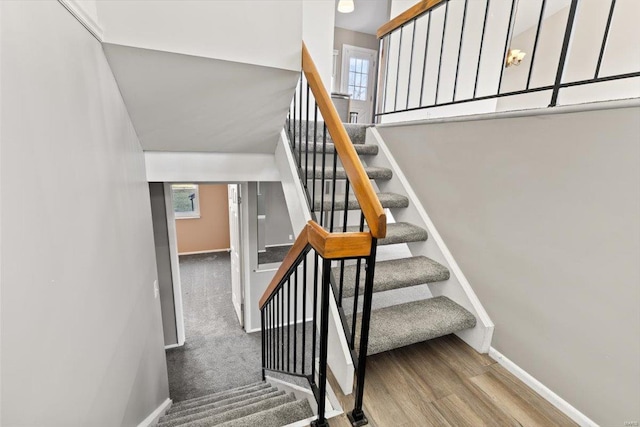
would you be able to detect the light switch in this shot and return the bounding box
[154,280,159,299]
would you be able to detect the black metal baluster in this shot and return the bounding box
[348,240,378,427]
[526,0,547,90]
[311,253,319,386]
[350,213,366,350]
[338,181,350,305]
[382,34,392,114]
[274,292,280,369]
[406,21,417,109]
[312,104,318,213]
[329,148,339,232]
[473,0,490,98]
[595,0,617,79]
[305,83,310,189]
[281,287,285,371]
[550,0,580,106]
[261,309,266,380]
[292,82,297,150]
[434,1,449,105]
[319,124,327,227]
[298,74,303,168]
[419,13,432,107]
[311,258,332,427]
[302,254,307,374]
[287,278,291,371]
[394,26,404,112]
[498,0,517,94]
[453,0,469,101]
[293,266,298,373]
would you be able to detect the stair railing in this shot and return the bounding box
[259,43,386,426]
[375,0,640,119]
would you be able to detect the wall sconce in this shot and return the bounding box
[506,49,526,67]
[337,0,355,13]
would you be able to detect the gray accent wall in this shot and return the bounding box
[149,183,178,345]
[377,105,640,426]
[1,2,169,425]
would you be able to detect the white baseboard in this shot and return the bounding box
[137,398,172,427]
[178,248,230,256]
[489,347,598,427]
[245,317,314,334]
[164,341,184,350]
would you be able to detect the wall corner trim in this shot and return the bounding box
[136,397,172,427]
[58,0,104,41]
[489,347,599,427]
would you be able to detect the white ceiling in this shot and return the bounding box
[334,0,390,35]
[103,44,298,153]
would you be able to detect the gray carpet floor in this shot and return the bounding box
[258,245,292,265]
[166,253,263,402]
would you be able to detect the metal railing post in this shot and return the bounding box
[348,239,378,426]
[311,258,332,427]
[550,0,580,106]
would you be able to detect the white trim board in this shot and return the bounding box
[136,398,172,427]
[164,343,183,350]
[164,183,186,347]
[368,127,494,353]
[57,0,103,41]
[178,248,230,256]
[489,347,599,427]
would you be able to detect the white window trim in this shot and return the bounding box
[172,184,201,219]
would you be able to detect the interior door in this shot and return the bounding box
[341,45,377,123]
[228,184,244,327]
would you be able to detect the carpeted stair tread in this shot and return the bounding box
[306,166,392,180]
[355,296,477,355]
[314,192,408,211]
[303,141,378,155]
[335,256,450,298]
[167,383,270,414]
[292,121,371,144]
[175,393,298,427]
[216,398,314,427]
[159,389,283,424]
[345,222,428,245]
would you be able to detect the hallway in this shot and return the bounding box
[165,253,262,402]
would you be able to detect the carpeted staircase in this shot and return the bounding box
[303,122,476,356]
[158,382,313,427]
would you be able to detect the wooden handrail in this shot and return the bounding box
[258,221,372,309]
[302,43,386,239]
[377,0,444,39]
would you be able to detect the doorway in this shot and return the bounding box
[341,44,377,123]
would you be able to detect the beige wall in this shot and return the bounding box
[333,27,379,92]
[176,184,230,254]
[377,105,640,426]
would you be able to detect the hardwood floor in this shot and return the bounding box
[326,335,576,427]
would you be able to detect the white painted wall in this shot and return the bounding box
[303,0,336,89]
[144,152,281,183]
[376,103,640,426]
[1,2,169,425]
[96,0,303,71]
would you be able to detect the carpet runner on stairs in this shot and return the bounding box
[159,382,313,427]
[300,122,477,357]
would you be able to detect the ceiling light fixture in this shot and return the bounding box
[506,49,526,67]
[337,0,355,14]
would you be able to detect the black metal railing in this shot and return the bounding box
[261,45,385,426]
[376,0,640,118]
[260,230,375,426]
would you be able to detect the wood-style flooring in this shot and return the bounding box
[326,335,576,427]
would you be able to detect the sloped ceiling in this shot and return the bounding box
[103,43,299,153]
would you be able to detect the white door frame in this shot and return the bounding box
[340,44,377,123]
[167,181,249,343]
[228,183,245,328]
[164,183,186,347]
